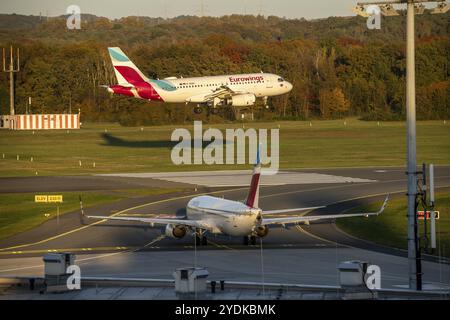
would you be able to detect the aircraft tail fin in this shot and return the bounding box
[107,47,149,85]
[245,146,261,208]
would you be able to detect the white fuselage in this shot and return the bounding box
[186,195,261,236]
[154,73,293,103]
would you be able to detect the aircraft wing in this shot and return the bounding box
[207,85,248,99]
[187,85,250,103]
[261,195,389,226]
[262,206,326,215]
[85,215,212,230]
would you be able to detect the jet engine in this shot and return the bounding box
[228,94,256,107]
[255,225,269,238]
[165,224,187,239]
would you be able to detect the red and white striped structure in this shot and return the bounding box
[1,114,80,130]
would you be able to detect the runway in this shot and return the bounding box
[1,166,450,290]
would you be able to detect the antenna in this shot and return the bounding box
[2,46,20,116]
[197,0,209,17]
[258,0,264,16]
[163,0,168,19]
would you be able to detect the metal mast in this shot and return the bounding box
[353,0,449,290]
[2,46,20,116]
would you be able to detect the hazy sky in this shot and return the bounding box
[0,0,362,20]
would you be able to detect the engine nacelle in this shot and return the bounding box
[255,225,269,238]
[165,224,187,239]
[229,94,256,107]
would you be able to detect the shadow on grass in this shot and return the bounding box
[101,133,231,149]
[101,133,177,149]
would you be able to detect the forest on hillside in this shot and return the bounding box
[0,13,448,125]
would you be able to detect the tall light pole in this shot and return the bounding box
[2,46,20,116]
[405,0,419,291]
[353,0,449,290]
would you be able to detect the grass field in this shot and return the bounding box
[337,191,450,258]
[0,188,184,242]
[0,119,449,177]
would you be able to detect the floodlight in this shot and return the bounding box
[414,4,426,15]
[380,4,399,16]
[431,2,450,14]
[352,5,370,17]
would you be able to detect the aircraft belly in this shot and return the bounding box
[187,207,255,236]
[218,216,254,236]
[158,91,187,103]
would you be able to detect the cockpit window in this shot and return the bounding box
[278,77,284,82]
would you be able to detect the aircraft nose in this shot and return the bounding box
[286,81,293,92]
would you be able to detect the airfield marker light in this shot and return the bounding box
[354,0,448,291]
[79,160,82,167]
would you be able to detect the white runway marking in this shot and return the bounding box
[98,170,376,187]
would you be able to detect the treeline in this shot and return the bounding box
[0,13,448,125]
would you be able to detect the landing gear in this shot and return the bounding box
[210,107,219,115]
[262,96,269,109]
[243,235,257,246]
[194,105,203,114]
[195,229,208,246]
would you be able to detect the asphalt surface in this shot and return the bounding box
[1,166,449,256]
[1,166,449,289]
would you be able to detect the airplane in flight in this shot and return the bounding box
[105,47,293,114]
[84,150,389,246]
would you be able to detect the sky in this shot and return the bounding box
[0,0,362,20]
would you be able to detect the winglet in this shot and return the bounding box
[377,194,389,215]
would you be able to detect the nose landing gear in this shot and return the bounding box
[263,96,269,109]
[193,105,203,114]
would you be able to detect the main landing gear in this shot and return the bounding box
[195,229,208,246]
[193,105,219,115]
[243,235,257,246]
